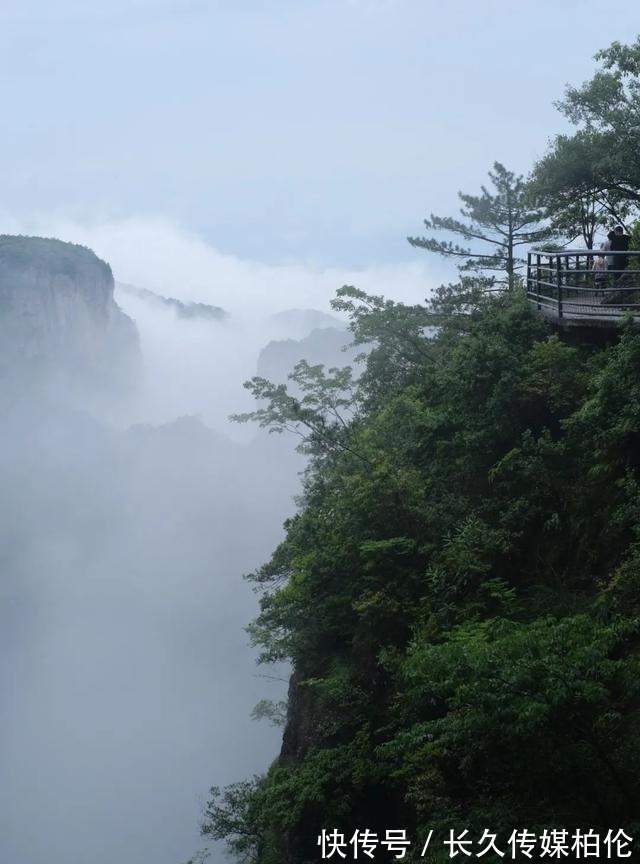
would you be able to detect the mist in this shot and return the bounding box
[0,218,433,864]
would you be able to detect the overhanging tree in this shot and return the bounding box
[560,38,640,195]
[408,161,553,289]
[529,132,633,248]
[531,38,640,239]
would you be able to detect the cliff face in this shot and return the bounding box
[0,235,139,392]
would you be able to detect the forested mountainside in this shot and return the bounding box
[199,283,640,863]
[193,37,640,864]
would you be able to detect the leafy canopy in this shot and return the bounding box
[201,283,640,863]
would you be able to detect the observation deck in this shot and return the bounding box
[526,250,639,328]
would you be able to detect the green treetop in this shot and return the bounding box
[531,38,640,245]
[408,162,552,289]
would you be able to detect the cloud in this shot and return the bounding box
[0,214,438,431]
[2,213,436,316]
[0,211,441,864]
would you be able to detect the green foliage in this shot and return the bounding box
[392,615,640,836]
[202,277,640,862]
[531,37,640,246]
[408,162,553,287]
[251,699,287,727]
[197,41,640,864]
[231,359,366,465]
[529,132,633,247]
[198,780,268,864]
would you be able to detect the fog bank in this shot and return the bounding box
[0,220,432,864]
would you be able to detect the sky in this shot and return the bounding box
[2,0,640,272]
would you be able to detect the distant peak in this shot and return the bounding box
[117,282,228,322]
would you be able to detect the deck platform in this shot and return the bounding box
[527,250,639,328]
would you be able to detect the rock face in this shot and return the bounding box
[0,235,139,393]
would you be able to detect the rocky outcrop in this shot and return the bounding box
[0,235,139,393]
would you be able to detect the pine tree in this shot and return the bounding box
[408,162,552,288]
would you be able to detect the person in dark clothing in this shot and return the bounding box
[610,225,630,282]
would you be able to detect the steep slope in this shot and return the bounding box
[202,287,640,863]
[0,235,139,393]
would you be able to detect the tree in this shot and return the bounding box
[531,38,640,241]
[199,285,640,863]
[197,781,264,864]
[408,162,552,288]
[194,42,640,864]
[231,360,359,458]
[560,39,640,189]
[529,131,633,248]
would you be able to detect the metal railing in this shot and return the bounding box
[526,249,640,322]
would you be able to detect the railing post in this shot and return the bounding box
[527,251,531,297]
[556,255,563,319]
[536,254,541,310]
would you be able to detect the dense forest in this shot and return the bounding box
[195,39,640,863]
